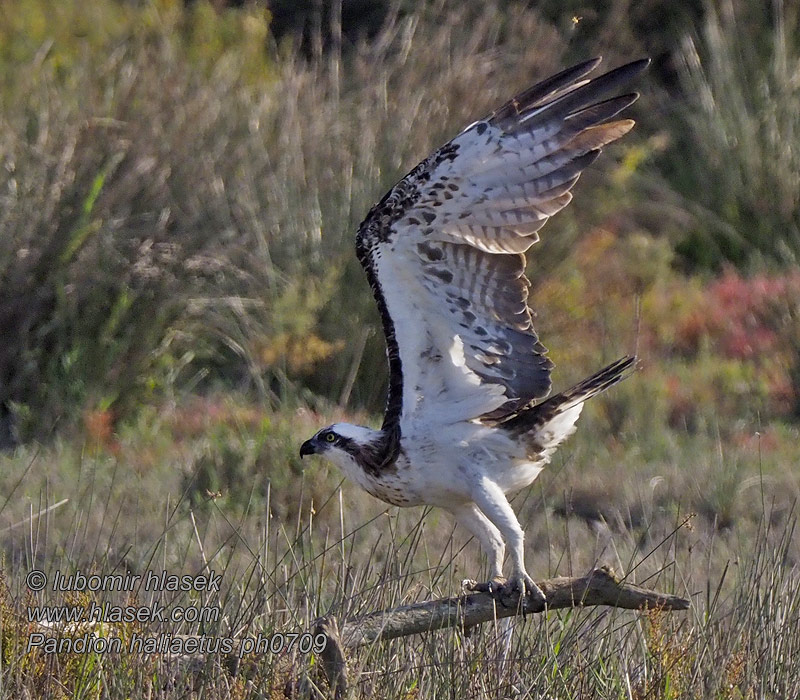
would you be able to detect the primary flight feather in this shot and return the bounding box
[300,57,648,602]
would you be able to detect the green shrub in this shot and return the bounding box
[0,0,285,443]
[1,0,652,443]
[667,1,800,269]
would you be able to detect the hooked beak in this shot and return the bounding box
[299,439,317,459]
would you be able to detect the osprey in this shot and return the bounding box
[300,58,648,603]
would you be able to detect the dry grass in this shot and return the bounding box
[0,396,798,697]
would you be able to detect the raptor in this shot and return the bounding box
[300,58,648,603]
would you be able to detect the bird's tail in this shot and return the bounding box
[499,355,636,438]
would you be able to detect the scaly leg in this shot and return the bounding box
[471,476,546,605]
[450,502,505,585]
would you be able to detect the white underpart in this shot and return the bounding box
[533,403,584,462]
[317,406,585,586]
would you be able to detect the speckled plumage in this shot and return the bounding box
[301,58,648,597]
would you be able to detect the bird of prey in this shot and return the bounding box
[300,57,648,603]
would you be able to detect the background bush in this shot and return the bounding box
[1,0,798,446]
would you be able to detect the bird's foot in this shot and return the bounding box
[462,574,545,607]
[468,572,547,609]
[504,572,546,607]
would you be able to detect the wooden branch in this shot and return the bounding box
[335,567,688,649]
[314,567,688,693]
[340,568,689,649]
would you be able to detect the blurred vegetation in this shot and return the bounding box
[0,0,799,446]
[667,2,800,269]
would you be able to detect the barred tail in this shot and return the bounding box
[500,355,636,438]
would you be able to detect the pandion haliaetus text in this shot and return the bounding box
[300,58,648,602]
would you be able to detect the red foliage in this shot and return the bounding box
[83,408,120,454]
[676,267,800,362]
[168,396,266,440]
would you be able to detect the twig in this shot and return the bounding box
[314,616,348,700]
[338,326,370,408]
[1,498,69,533]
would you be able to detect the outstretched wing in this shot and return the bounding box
[356,58,649,435]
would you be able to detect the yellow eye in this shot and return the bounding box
[325,432,336,443]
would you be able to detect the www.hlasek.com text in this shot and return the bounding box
[28,600,220,625]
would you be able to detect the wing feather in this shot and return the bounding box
[356,58,649,434]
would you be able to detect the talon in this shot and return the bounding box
[524,580,546,606]
[462,578,491,593]
[504,574,546,606]
[487,576,507,595]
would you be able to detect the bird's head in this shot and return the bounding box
[299,423,383,472]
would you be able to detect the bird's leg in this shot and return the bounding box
[450,503,506,593]
[471,478,546,606]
